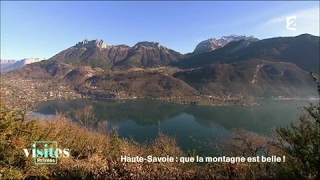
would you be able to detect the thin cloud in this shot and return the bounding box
[209,5,296,32]
[261,7,319,27]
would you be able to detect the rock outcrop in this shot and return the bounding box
[74,39,109,49]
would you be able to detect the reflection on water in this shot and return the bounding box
[35,99,314,155]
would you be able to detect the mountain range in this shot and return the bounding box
[174,34,319,74]
[0,58,46,72]
[48,39,183,69]
[193,35,259,54]
[6,34,320,99]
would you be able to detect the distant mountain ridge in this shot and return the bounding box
[0,59,18,69]
[0,59,17,63]
[6,34,319,99]
[1,58,46,72]
[193,35,259,54]
[174,34,319,74]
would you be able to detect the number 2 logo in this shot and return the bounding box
[286,16,297,31]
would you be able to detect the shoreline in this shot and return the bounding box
[2,76,316,107]
[270,98,319,101]
[255,97,320,101]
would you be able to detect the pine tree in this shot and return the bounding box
[276,72,320,180]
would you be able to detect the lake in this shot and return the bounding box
[34,99,315,155]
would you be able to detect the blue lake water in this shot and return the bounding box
[34,99,315,155]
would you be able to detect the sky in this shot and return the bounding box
[1,1,319,60]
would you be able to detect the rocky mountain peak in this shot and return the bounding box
[194,35,258,54]
[74,39,109,49]
[133,41,164,49]
[221,35,257,41]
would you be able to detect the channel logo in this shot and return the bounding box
[286,16,297,31]
[23,141,70,165]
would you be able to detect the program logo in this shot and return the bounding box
[286,16,297,31]
[23,141,70,165]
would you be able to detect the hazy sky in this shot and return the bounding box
[1,1,319,59]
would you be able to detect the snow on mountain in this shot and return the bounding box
[193,35,259,54]
[0,59,18,69]
[1,58,46,72]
